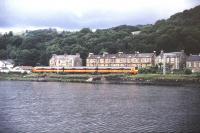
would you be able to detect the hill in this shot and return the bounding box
[133,5,200,54]
[0,5,200,66]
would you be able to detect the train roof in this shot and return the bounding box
[33,66,136,69]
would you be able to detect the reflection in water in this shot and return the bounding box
[0,81,200,133]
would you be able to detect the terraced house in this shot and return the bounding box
[86,52,156,68]
[186,54,200,72]
[49,53,82,67]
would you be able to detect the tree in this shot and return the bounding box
[0,49,7,59]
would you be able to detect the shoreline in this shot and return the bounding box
[0,73,200,87]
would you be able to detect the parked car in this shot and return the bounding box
[0,67,10,73]
[10,67,31,74]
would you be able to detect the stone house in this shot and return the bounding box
[155,50,186,70]
[186,54,200,72]
[49,53,82,67]
[86,52,156,68]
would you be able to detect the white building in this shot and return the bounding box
[0,59,14,69]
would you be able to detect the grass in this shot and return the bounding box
[129,73,200,81]
[0,72,199,84]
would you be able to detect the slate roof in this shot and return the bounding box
[158,51,185,58]
[87,53,155,59]
[187,55,200,61]
[50,54,80,60]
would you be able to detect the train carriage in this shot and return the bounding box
[32,66,138,75]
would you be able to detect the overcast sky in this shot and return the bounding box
[0,0,200,32]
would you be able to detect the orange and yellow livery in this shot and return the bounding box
[32,66,138,75]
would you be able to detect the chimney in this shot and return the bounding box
[118,52,123,54]
[76,53,80,57]
[52,54,57,58]
[103,52,108,57]
[88,53,94,57]
[153,51,156,56]
[64,53,68,57]
[134,51,139,54]
[160,50,164,58]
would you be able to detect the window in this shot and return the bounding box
[194,62,197,68]
[166,58,170,63]
[146,58,149,62]
[187,62,191,67]
[171,58,174,62]
[111,59,115,63]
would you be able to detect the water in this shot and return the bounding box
[0,81,200,133]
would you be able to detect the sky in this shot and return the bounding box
[0,0,200,32]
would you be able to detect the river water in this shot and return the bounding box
[0,81,200,133]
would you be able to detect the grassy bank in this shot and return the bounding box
[0,73,200,86]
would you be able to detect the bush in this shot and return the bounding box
[195,72,200,78]
[138,67,158,74]
[138,68,148,74]
[173,69,184,74]
[184,69,192,75]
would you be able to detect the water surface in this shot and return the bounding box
[0,81,200,132]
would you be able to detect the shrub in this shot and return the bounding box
[184,68,192,75]
[138,68,149,74]
[173,69,184,74]
[195,72,200,78]
[138,67,158,74]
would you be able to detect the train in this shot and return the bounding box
[32,66,138,75]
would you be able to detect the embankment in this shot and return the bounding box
[0,73,200,87]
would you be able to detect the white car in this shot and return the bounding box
[0,67,10,73]
[10,67,31,74]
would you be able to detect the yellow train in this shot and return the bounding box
[32,66,138,75]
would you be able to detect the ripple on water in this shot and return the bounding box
[0,81,200,133]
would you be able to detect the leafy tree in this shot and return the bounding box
[0,49,7,59]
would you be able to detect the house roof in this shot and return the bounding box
[87,53,155,59]
[158,51,185,58]
[187,55,200,61]
[50,54,80,60]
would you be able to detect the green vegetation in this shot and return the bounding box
[184,68,192,75]
[0,5,200,66]
[0,73,199,86]
[138,67,159,74]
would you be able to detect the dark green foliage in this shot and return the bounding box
[139,67,158,74]
[139,5,200,55]
[173,69,184,74]
[184,68,192,75]
[0,49,7,59]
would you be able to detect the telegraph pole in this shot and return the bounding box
[163,54,166,75]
